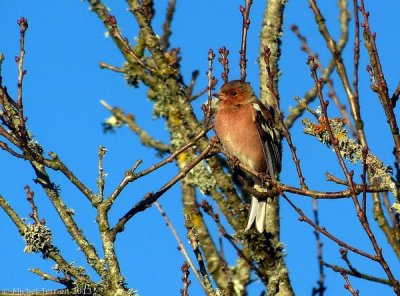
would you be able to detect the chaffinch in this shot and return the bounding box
[213,80,281,233]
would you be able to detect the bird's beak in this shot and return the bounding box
[213,92,227,101]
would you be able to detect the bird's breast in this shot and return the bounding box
[214,106,266,172]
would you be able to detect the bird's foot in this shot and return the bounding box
[227,155,240,169]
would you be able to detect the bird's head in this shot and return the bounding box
[213,80,255,106]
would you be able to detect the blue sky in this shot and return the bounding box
[0,1,399,295]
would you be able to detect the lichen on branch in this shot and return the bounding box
[302,116,399,208]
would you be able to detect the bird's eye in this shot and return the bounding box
[230,90,238,96]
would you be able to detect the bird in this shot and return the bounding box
[213,80,282,233]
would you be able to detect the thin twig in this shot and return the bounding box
[16,17,28,133]
[100,99,171,153]
[311,199,326,296]
[45,152,98,205]
[382,191,400,232]
[105,126,211,211]
[154,202,205,291]
[97,146,107,201]
[29,268,69,286]
[340,271,359,296]
[294,96,320,120]
[184,212,216,295]
[186,70,199,99]
[263,46,307,188]
[190,83,217,102]
[281,191,376,260]
[0,140,27,159]
[352,0,360,106]
[180,261,191,296]
[326,173,349,186]
[160,0,176,50]
[290,24,358,139]
[204,49,216,126]
[359,0,400,163]
[327,79,358,139]
[361,146,368,218]
[309,0,368,145]
[0,53,4,84]
[324,261,396,286]
[110,143,213,239]
[286,0,349,128]
[102,11,158,75]
[218,47,229,83]
[239,0,252,81]
[25,185,42,225]
[99,61,124,73]
[391,82,400,108]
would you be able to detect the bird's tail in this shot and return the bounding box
[244,195,267,233]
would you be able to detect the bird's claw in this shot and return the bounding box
[227,155,240,169]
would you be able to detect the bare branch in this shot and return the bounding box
[239,0,252,81]
[340,271,359,296]
[0,140,27,159]
[16,17,28,127]
[311,199,326,296]
[184,212,216,295]
[25,185,42,225]
[99,61,124,73]
[45,152,99,205]
[218,47,229,83]
[186,70,199,99]
[110,143,213,239]
[154,202,205,291]
[324,261,396,287]
[180,261,192,296]
[205,49,216,125]
[263,46,307,189]
[160,0,176,50]
[391,82,400,108]
[97,146,107,200]
[359,0,400,163]
[100,99,171,153]
[352,0,360,105]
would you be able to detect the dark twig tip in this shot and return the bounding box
[17,17,28,31]
[208,49,215,59]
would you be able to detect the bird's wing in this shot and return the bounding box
[252,101,282,177]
